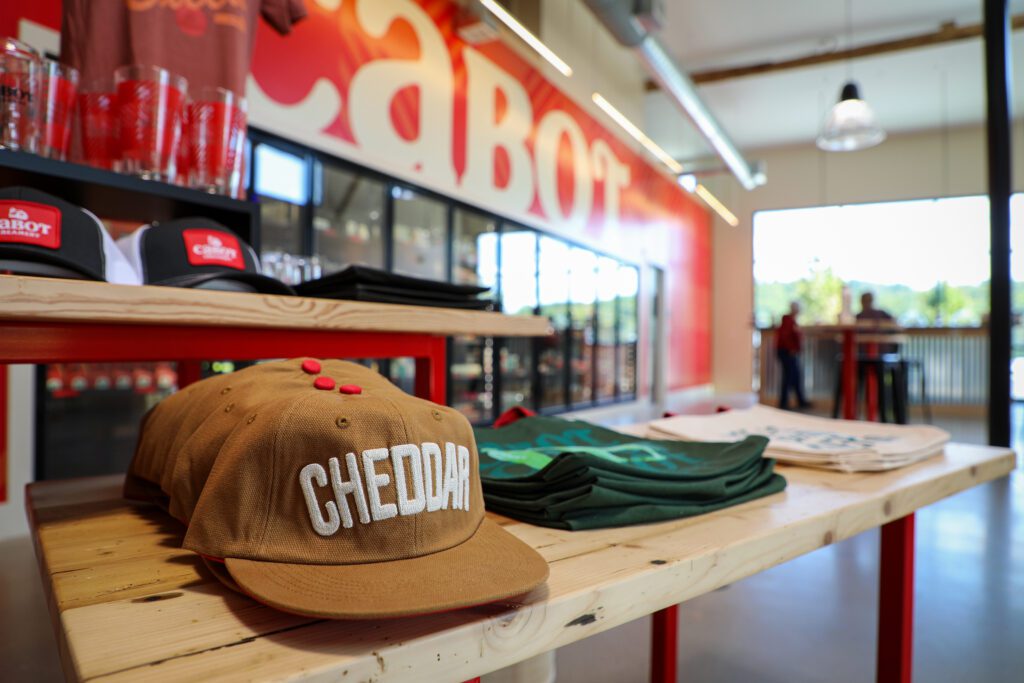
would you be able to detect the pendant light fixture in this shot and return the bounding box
[816,0,885,152]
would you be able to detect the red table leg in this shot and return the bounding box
[650,604,679,683]
[865,341,879,422]
[176,360,203,389]
[842,329,857,420]
[876,513,915,683]
[414,337,447,404]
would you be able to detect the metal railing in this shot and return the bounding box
[758,326,988,407]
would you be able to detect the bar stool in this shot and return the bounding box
[832,353,908,424]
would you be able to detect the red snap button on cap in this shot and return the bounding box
[301,359,322,375]
[339,384,362,395]
[313,376,336,390]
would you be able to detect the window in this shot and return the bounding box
[312,162,386,274]
[392,186,448,280]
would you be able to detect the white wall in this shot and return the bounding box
[1,367,35,541]
[708,120,1024,393]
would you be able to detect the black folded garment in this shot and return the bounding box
[296,265,494,309]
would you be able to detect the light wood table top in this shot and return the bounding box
[27,443,1013,682]
[0,275,551,337]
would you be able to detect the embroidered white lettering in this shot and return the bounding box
[299,441,471,534]
[457,445,471,512]
[299,463,340,536]
[421,442,444,512]
[362,448,398,521]
[442,441,459,509]
[392,444,426,515]
[328,453,371,528]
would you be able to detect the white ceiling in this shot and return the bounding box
[644,0,1024,161]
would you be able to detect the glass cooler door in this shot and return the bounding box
[312,161,386,274]
[389,186,449,394]
[499,227,538,411]
[538,236,570,411]
[569,247,597,407]
[595,256,620,401]
[617,264,640,398]
[448,209,499,424]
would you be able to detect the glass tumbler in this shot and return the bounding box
[115,64,187,181]
[0,37,40,153]
[77,78,118,170]
[38,59,79,160]
[188,86,247,194]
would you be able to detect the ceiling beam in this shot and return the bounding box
[645,15,1024,90]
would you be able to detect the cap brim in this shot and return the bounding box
[223,518,548,619]
[154,271,296,296]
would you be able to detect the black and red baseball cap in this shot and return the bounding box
[118,218,294,295]
[0,187,140,284]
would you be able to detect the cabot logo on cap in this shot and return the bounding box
[0,201,61,250]
[182,228,245,270]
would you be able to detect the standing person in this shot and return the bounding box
[856,292,893,321]
[776,301,810,410]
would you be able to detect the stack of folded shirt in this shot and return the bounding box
[473,416,786,530]
[295,264,494,309]
[643,405,950,473]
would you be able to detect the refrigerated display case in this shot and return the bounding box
[499,227,538,411]
[569,247,597,406]
[252,142,310,284]
[595,256,619,400]
[391,185,448,281]
[538,236,570,411]
[617,264,640,397]
[448,209,499,424]
[389,186,449,393]
[312,161,386,274]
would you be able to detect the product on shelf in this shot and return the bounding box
[117,217,294,294]
[37,58,79,161]
[473,413,786,530]
[0,37,40,153]
[0,186,140,283]
[644,405,951,472]
[295,264,494,309]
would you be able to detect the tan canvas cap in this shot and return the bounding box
[131,358,548,619]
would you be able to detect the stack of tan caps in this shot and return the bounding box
[124,358,549,619]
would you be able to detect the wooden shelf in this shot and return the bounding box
[0,275,552,338]
[25,443,1014,682]
[0,149,257,244]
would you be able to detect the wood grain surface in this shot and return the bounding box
[0,276,551,337]
[27,444,1014,682]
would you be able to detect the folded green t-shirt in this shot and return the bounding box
[475,416,770,482]
[473,416,786,530]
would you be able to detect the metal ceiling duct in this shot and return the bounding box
[584,0,765,190]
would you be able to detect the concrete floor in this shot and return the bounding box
[2,411,1021,682]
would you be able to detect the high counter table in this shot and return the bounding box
[812,322,904,421]
[26,443,1014,682]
